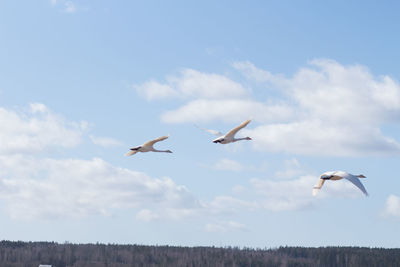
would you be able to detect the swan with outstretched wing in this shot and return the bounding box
[313,171,368,196]
[196,119,252,144]
[126,135,172,156]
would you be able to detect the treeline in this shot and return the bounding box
[0,240,399,267]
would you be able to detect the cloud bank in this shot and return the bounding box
[383,194,400,218]
[0,156,198,220]
[0,103,85,154]
[0,103,198,220]
[135,59,400,156]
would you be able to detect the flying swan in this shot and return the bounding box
[196,119,252,144]
[125,135,172,156]
[312,171,368,196]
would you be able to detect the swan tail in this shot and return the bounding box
[125,150,138,156]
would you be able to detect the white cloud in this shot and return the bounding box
[243,59,400,156]
[138,59,400,156]
[383,195,400,217]
[136,209,160,222]
[233,61,274,83]
[161,99,292,124]
[0,104,85,154]
[134,81,177,101]
[205,221,246,233]
[285,59,400,124]
[249,176,316,211]
[245,121,400,156]
[90,135,123,147]
[135,68,248,101]
[64,1,76,13]
[235,59,400,125]
[0,156,198,220]
[0,103,202,221]
[168,69,248,99]
[30,103,48,113]
[274,158,303,179]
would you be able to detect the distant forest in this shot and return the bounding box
[0,240,399,267]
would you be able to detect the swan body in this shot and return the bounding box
[197,119,252,144]
[312,171,368,196]
[125,135,172,156]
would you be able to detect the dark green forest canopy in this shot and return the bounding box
[0,241,399,267]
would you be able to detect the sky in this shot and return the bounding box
[0,0,400,248]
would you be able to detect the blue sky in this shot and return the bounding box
[1,0,400,248]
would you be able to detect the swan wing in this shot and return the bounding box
[142,136,169,147]
[341,173,368,196]
[195,125,223,136]
[225,119,252,139]
[312,178,325,196]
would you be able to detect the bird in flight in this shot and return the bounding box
[312,171,368,196]
[125,136,172,156]
[196,119,252,144]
